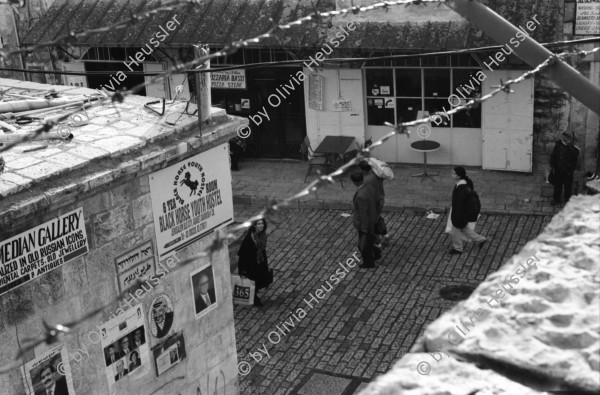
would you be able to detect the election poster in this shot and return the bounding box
[149,143,233,259]
[151,332,186,376]
[99,305,150,394]
[114,240,156,292]
[0,208,88,297]
[20,343,76,395]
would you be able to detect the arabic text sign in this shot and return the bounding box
[575,0,600,35]
[211,69,246,89]
[149,143,234,258]
[0,208,88,296]
[115,240,156,291]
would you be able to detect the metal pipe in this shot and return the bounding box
[446,0,600,115]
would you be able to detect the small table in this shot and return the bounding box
[314,136,355,158]
[410,140,440,182]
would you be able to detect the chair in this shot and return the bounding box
[300,142,327,182]
[327,158,345,188]
[303,136,326,158]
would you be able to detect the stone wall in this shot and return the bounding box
[0,116,242,393]
[359,194,600,394]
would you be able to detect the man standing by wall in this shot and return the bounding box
[550,131,580,206]
[351,172,378,269]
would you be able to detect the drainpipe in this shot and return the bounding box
[193,44,211,133]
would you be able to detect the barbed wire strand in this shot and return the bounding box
[0,2,598,373]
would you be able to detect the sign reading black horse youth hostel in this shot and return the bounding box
[0,208,89,296]
[149,144,234,259]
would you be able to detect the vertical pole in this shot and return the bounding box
[193,44,212,132]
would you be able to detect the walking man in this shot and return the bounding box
[351,172,378,268]
[549,131,580,205]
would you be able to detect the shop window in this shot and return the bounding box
[424,69,450,97]
[396,98,420,123]
[452,69,482,128]
[395,68,420,97]
[366,69,393,96]
[367,98,394,126]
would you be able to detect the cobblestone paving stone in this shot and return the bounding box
[228,205,552,394]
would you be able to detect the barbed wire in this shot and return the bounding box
[0,0,598,375]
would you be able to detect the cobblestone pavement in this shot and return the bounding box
[231,159,591,215]
[229,205,552,395]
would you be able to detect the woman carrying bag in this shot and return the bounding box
[237,219,272,307]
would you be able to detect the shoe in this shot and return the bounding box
[448,249,463,255]
[478,239,487,250]
[359,264,375,269]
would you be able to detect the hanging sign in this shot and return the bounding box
[149,144,233,259]
[0,207,88,296]
[575,0,600,36]
[332,99,351,112]
[211,69,246,89]
[308,75,324,111]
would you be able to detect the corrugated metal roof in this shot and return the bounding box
[22,0,558,50]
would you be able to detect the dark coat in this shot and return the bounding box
[105,351,122,366]
[352,183,378,233]
[364,172,384,213]
[451,183,470,229]
[237,231,270,289]
[550,140,580,175]
[194,289,216,314]
[35,376,69,395]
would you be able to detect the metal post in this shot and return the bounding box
[447,0,600,115]
[193,44,212,131]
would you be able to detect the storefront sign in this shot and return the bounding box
[0,208,88,296]
[211,69,246,89]
[115,240,155,292]
[308,75,324,111]
[149,144,233,259]
[575,0,600,36]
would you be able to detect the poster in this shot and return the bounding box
[241,98,250,109]
[190,262,217,319]
[149,144,234,259]
[114,240,155,292]
[380,86,390,95]
[0,208,88,296]
[100,305,150,394]
[149,294,174,339]
[384,98,395,108]
[211,69,246,89]
[151,333,187,376]
[308,75,324,111]
[332,99,351,112]
[575,0,600,36]
[20,343,76,395]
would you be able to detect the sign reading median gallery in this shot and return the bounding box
[149,143,234,259]
[0,207,89,296]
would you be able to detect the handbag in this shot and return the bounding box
[231,274,255,306]
[374,216,387,235]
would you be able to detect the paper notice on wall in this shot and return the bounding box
[575,0,600,36]
[114,240,156,292]
[21,343,76,395]
[0,208,88,297]
[100,306,150,394]
[149,143,234,259]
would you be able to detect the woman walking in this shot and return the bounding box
[237,219,272,306]
[448,167,487,255]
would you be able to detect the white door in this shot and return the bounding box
[61,62,88,88]
[482,70,534,172]
[144,63,169,98]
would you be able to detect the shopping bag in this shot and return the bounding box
[445,208,452,234]
[231,274,255,305]
[366,158,395,180]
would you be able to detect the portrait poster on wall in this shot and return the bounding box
[148,294,175,339]
[149,143,234,260]
[20,343,76,395]
[0,207,88,297]
[190,262,218,319]
[99,305,150,394]
[151,332,187,376]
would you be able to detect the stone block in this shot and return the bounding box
[1,286,34,326]
[93,204,134,247]
[132,193,153,228]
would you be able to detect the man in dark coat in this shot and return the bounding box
[549,131,580,205]
[194,273,216,314]
[359,161,387,247]
[351,172,379,268]
[105,344,121,366]
[35,365,69,395]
